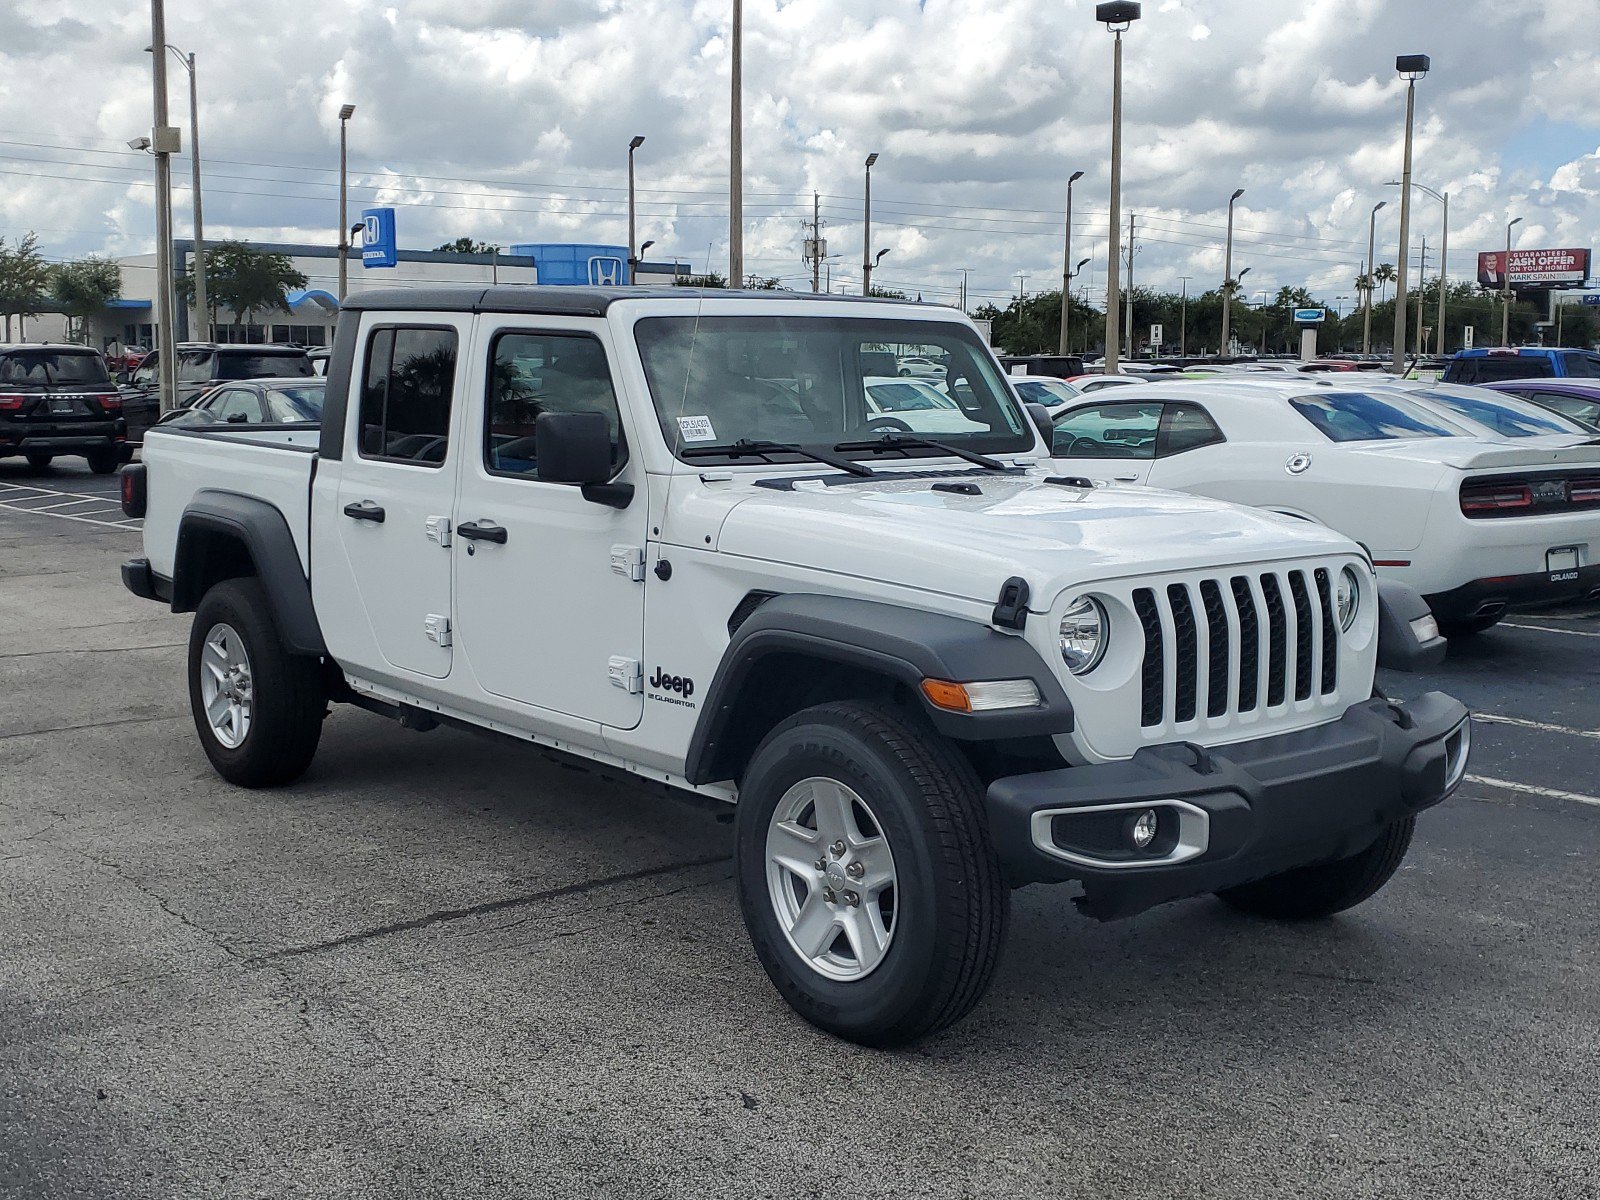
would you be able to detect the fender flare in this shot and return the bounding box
[684,593,1074,786]
[173,490,327,656]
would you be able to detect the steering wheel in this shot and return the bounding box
[866,417,912,433]
[1067,436,1100,456]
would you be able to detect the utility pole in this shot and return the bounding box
[729,0,744,286]
[957,268,971,313]
[627,135,645,283]
[337,104,355,303]
[1179,275,1190,357]
[802,192,825,293]
[148,0,179,414]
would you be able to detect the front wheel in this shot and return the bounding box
[188,577,326,787]
[735,701,1008,1046]
[1217,817,1415,919]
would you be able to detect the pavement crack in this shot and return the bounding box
[88,853,248,963]
[0,713,185,740]
[250,853,732,964]
[0,643,186,660]
[455,869,734,942]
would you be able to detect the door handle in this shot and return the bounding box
[1113,474,1141,482]
[343,500,386,523]
[457,519,508,544]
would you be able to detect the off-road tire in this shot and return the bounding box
[735,700,1008,1046]
[188,577,325,787]
[85,447,118,475]
[1217,817,1415,920]
[24,452,53,470]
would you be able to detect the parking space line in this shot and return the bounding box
[1476,713,1600,741]
[0,500,139,531]
[1503,621,1600,640]
[1467,775,1600,810]
[27,498,113,512]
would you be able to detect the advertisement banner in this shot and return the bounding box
[1477,248,1590,289]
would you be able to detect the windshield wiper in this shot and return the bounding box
[832,431,1009,472]
[680,437,876,478]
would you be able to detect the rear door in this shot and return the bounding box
[329,318,468,680]
[1048,399,1163,483]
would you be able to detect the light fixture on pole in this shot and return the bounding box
[1391,53,1429,373]
[1233,267,1251,351]
[729,0,743,286]
[626,135,646,284]
[1179,275,1190,357]
[146,0,181,415]
[147,43,207,340]
[1097,1,1140,374]
[1064,256,1090,354]
[1220,187,1245,356]
[862,153,880,297]
[337,103,355,303]
[1502,216,1523,346]
[1388,179,1449,353]
[1059,169,1084,355]
[1363,200,1386,355]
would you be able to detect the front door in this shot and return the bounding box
[453,321,648,728]
[1048,399,1163,484]
[332,318,468,680]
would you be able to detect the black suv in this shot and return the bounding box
[0,344,127,473]
[121,344,315,440]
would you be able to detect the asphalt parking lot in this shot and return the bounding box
[2,457,1597,1199]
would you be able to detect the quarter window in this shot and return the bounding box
[484,331,626,479]
[1160,404,1226,455]
[358,327,458,465]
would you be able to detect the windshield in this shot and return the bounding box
[264,383,325,422]
[1413,385,1589,438]
[218,352,313,381]
[0,350,110,387]
[633,315,1032,462]
[1289,390,1463,443]
[1013,378,1080,406]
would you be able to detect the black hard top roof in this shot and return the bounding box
[0,343,102,353]
[339,285,918,316]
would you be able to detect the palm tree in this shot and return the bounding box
[1374,263,1397,304]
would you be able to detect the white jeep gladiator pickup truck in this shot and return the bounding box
[121,287,1470,1045]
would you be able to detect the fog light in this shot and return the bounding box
[1410,613,1440,643]
[1130,809,1159,850]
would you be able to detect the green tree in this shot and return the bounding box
[1373,262,1397,304]
[672,271,728,288]
[0,232,51,340]
[201,241,309,333]
[51,255,122,343]
[869,285,909,299]
[434,237,500,254]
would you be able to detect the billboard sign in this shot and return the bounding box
[1293,308,1326,324]
[1477,247,1590,289]
[360,207,398,268]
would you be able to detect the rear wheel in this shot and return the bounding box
[1217,817,1415,919]
[735,701,1008,1046]
[188,577,325,787]
[85,447,118,475]
[1437,612,1501,639]
[24,452,53,470]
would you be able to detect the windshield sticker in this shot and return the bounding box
[676,414,717,443]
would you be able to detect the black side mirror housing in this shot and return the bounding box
[116,370,130,384]
[536,411,613,485]
[1024,401,1054,449]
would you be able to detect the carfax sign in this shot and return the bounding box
[360,207,398,268]
[1477,248,1590,289]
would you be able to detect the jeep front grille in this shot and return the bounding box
[1133,568,1340,729]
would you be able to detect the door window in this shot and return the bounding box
[1051,402,1162,458]
[358,327,458,465]
[484,331,626,478]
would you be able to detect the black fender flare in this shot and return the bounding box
[684,593,1074,786]
[173,490,327,656]
[1376,577,1447,672]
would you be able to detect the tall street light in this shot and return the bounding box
[1220,187,1245,355]
[1391,54,1429,373]
[862,153,879,296]
[147,0,180,414]
[1179,275,1190,357]
[148,44,206,340]
[1388,179,1448,353]
[337,104,355,303]
[729,0,743,286]
[1058,169,1084,354]
[1502,216,1523,346]
[627,135,646,284]
[1097,1,1140,374]
[1063,256,1090,354]
[1363,200,1386,355]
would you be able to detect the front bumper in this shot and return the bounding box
[987,692,1470,920]
[1425,564,1600,622]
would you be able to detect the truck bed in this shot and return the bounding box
[140,426,317,580]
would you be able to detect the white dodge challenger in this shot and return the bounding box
[1047,380,1600,637]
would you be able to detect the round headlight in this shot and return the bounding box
[1337,566,1361,631]
[1059,596,1108,675]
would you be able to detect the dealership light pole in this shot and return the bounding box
[1391,54,1429,374]
[337,104,355,303]
[148,44,206,340]
[1389,179,1448,353]
[1179,275,1190,356]
[1061,256,1090,354]
[147,0,180,414]
[1220,186,1244,355]
[1059,169,1084,354]
[729,0,743,286]
[1097,1,1139,373]
[861,153,880,296]
[627,135,646,283]
[1502,215,1523,346]
[1363,200,1385,355]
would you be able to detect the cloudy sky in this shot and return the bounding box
[2,0,1597,310]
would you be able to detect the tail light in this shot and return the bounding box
[1460,481,1532,513]
[1572,477,1600,506]
[0,393,27,412]
[120,463,147,518]
[98,395,123,413]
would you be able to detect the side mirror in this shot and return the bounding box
[116,370,130,384]
[1024,401,1053,448]
[536,411,613,484]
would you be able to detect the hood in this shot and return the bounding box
[1351,437,1600,472]
[711,472,1359,607]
